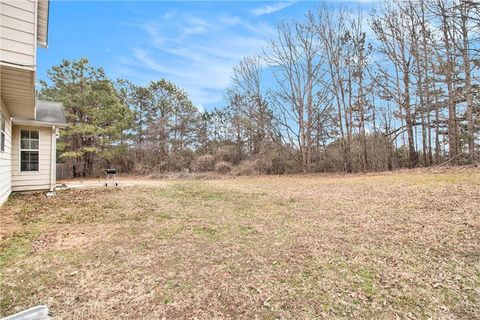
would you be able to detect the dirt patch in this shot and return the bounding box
[0,206,19,240]
[31,225,112,253]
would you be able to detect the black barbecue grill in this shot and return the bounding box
[104,168,118,187]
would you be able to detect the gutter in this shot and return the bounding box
[12,118,67,128]
[45,0,50,48]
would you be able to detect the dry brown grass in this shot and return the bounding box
[1,169,479,319]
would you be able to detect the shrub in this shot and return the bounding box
[271,157,286,175]
[232,160,258,176]
[214,146,240,164]
[215,161,232,174]
[254,141,287,175]
[191,154,215,172]
[255,158,271,174]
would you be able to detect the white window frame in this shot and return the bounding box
[19,129,40,172]
[0,113,5,153]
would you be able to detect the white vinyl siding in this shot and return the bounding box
[11,125,52,192]
[0,0,36,69]
[0,100,12,205]
[1,109,5,152]
[0,0,56,204]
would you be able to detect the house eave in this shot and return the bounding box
[37,0,50,48]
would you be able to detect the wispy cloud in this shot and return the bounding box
[117,12,274,107]
[251,1,296,17]
[111,1,373,109]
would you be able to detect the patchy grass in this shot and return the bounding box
[1,169,479,319]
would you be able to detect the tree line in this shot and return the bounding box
[39,0,479,177]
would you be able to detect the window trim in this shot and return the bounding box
[19,129,40,172]
[0,112,5,153]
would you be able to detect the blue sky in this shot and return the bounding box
[37,1,377,112]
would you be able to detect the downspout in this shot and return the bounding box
[33,0,39,116]
[50,126,56,191]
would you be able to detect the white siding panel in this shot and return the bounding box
[11,125,54,192]
[0,25,35,44]
[0,100,12,205]
[1,1,35,13]
[0,38,34,55]
[10,184,50,192]
[12,174,51,182]
[0,181,10,202]
[0,3,35,21]
[0,48,33,67]
[0,14,34,34]
[0,3,35,68]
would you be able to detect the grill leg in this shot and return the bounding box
[104,172,118,187]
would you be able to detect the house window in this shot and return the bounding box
[0,113,5,152]
[20,130,39,172]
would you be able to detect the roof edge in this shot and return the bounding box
[12,118,67,128]
[37,0,50,48]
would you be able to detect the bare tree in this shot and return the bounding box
[457,0,479,162]
[372,1,418,167]
[265,17,329,171]
[313,8,355,172]
[231,56,270,154]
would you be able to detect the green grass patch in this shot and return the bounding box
[238,225,257,235]
[354,267,376,296]
[0,228,40,268]
[193,226,219,240]
[156,225,185,240]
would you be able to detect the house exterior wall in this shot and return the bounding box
[0,0,58,205]
[11,124,53,192]
[0,100,12,205]
[0,0,37,70]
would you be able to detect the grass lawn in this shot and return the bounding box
[1,169,479,319]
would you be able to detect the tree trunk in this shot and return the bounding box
[460,4,475,163]
[403,67,417,167]
[440,4,459,163]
